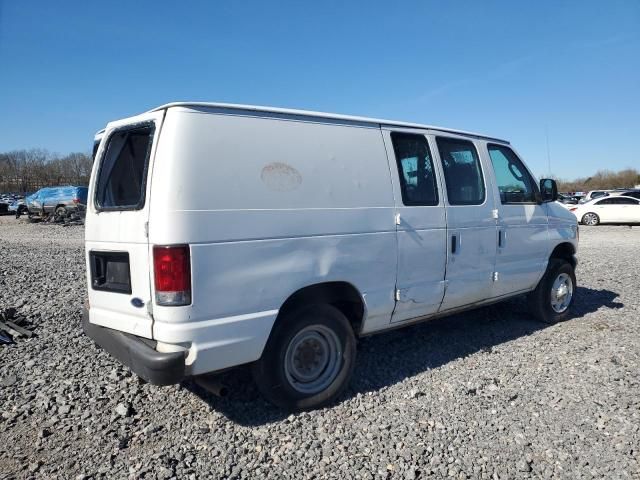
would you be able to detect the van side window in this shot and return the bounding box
[488,144,537,204]
[390,133,439,206]
[96,125,155,210]
[436,137,485,205]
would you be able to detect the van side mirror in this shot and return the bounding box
[539,178,558,203]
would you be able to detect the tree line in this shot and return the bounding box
[0,149,93,193]
[555,168,640,193]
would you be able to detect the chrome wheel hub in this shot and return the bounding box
[550,273,573,313]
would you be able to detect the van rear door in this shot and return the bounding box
[85,111,164,338]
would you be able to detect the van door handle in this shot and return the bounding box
[499,228,507,248]
[451,234,457,254]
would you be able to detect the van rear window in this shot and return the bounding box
[96,125,154,210]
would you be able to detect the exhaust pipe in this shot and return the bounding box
[195,376,229,397]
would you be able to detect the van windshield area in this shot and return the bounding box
[95,125,154,210]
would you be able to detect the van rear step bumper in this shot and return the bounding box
[82,308,185,386]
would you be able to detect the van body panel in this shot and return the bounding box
[546,202,580,253]
[153,309,279,375]
[146,208,394,245]
[85,110,165,339]
[149,110,392,213]
[153,232,396,371]
[147,109,398,366]
[492,203,549,294]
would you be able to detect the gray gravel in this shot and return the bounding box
[1,215,639,479]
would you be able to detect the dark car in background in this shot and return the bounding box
[558,193,579,205]
[0,193,22,215]
[25,186,88,218]
[613,190,640,200]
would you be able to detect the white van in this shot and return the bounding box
[83,102,578,410]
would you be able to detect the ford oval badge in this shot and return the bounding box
[131,298,144,308]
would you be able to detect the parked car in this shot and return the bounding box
[558,193,579,205]
[83,102,579,410]
[579,190,613,204]
[8,198,28,216]
[611,189,640,200]
[25,186,88,218]
[569,196,640,225]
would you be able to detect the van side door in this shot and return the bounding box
[382,130,447,322]
[485,143,549,296]
[434,135,498,311]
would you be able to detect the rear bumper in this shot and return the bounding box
[82,308,185,385]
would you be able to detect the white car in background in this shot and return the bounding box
[578,190,612,204]
[570,196,640,225]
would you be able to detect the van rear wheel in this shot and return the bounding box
[527,259,576,324]
[252,304,356,410]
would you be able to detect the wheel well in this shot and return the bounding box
[550,242,576,268]
[277,282,365,335]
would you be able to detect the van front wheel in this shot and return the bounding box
[527,259,576,324]
[252,304,356,410]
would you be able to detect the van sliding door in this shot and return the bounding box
[382,130,447,323]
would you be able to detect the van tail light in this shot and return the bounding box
[569,207,577,212]
[153,245,191,306]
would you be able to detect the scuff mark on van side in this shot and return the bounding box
[260,162,302,192]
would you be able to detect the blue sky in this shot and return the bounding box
[1,1,638,179]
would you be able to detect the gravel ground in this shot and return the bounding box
[1,215,638,479]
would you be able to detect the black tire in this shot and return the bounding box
[251,304,356,411]
[55,206,67,218]
[581,212,599,226]
[527,259,576,324]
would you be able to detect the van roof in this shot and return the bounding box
[145,102,510,144]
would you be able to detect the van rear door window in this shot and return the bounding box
[96,125,154,210]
